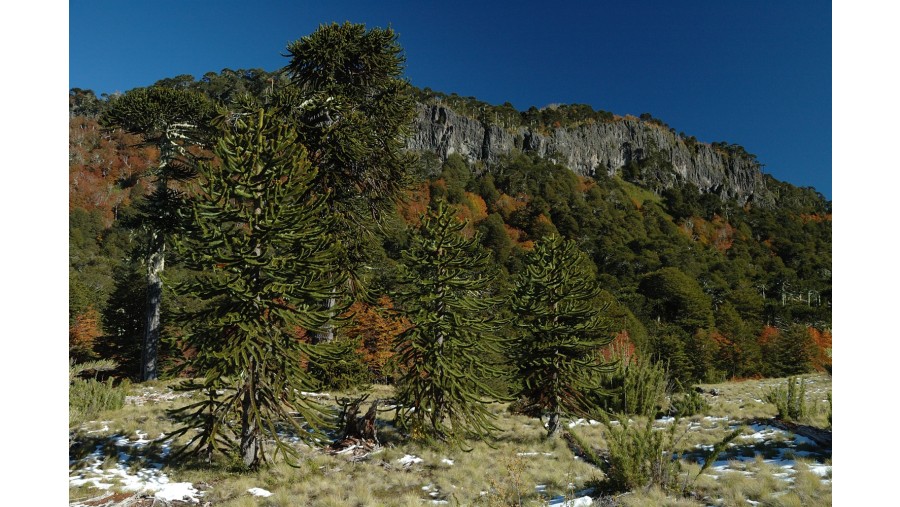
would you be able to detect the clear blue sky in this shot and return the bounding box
[69,0,831,199]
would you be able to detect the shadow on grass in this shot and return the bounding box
[69,431,172,474]
[679,420,831,469]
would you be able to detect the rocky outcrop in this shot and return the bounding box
[406,103,770,205]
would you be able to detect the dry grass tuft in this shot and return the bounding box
[69,377,831,505]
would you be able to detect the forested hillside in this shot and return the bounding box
[70,52,830,388]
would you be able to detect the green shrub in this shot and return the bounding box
[765,377,807,422]
[307,339,373,392]
[69,377,129,425]
[69,358,128,425]
[600,346,668,418]
[596,414,682,493]
[669,389,710,417]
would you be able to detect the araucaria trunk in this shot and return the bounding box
[141,235,164,381]
[547,410,560,437]
[313,292,337,343]
[240,379,259,468]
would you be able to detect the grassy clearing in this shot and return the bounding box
[696,374,832,428]
[69,374,831,505]
[614,177,663,208]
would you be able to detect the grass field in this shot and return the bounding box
[69,374,831,506]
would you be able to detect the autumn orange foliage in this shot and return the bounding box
[398,182,431,226]
[343,296,411,380]
[451,204,478,239]
[577,176,596,193]
[464,192,488,222]
[808,327,832,372]
[69,117,158,226]
[678,215,735,252]
[799,213,832,224]
[494,193,527,220]
[600,330,636,362]
[757,325,780,347]
[70,306,103,359]
[500,224,535,250]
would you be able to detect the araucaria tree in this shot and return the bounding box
[102,87,215,381]
[279,22,417,342]
[511,235,616,437]
[166,109,345,468]
[394,202,508,444]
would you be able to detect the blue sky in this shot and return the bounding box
[69,0,831,198]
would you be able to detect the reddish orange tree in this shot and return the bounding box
[343,296,411,382]
[70,307,103,362]
[808,327,832,372]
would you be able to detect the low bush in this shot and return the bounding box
[669,389,710,417]
[765,377,807,422]
[69,376,129,425]
[599,346,668,418]
[596,414,682,493]
[307,339,373,391]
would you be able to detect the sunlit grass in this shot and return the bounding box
[69,376,831,505]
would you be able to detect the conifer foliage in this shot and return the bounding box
[278,22,417,342]
[166,109,345,468]
[511,235,616,437]
[393,202,508,444]
[102,87,216,381]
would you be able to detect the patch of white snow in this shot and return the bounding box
[248,487,273,497]
[398,454,424,465]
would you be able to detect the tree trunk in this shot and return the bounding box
[240,378,259,468]
[336,396,381,443]
[547,409,560,438]
[547,368,560,438]
[314,291,337,343]
[141,233,164,381]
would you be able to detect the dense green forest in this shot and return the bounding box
[69,26,831,399]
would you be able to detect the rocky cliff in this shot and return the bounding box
[406,103,771,205]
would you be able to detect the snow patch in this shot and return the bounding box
[69,431,201,503]
[567,418,601,428]
[547,488,595,506]
[807,465,832,477]
[248,487,273,497]
[398,454,424,465]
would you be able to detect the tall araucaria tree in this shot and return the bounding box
[101,87,215,381]
[393,201,509,444]
[277,22,417,342]
[510,235,616,437]
[165,109,346,469]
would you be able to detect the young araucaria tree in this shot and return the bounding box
[166,108,345,468]
[511,235,616,437]
[393,201,508,444]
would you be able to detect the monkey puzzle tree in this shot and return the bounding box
[277,22,417,341]
[102,87,215,380]
[166,109,345,468]
[510,235,616,437]
[393,202,508,444]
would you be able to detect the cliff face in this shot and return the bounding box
[406,104,770,205]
